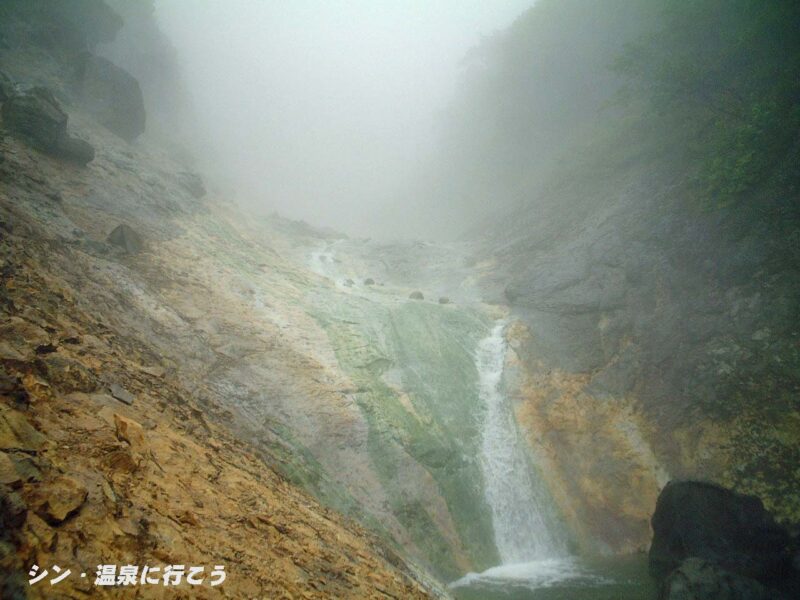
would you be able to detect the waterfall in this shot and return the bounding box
[309,244,339,279]
[476,321,566,564]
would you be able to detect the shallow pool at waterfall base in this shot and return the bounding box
[449,554,658,600]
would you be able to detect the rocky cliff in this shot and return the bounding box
[0,0,545,588]
[462,1,800,556]
[3,1,798,595]
[0,2,456,596]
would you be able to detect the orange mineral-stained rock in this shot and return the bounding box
[32,475,88,524]
[113,413,147,455]
[0,82,441,597]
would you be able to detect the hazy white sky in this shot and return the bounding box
[156,1,534,239]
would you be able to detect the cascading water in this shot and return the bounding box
[476,320,567,564]
[309,244,339,280]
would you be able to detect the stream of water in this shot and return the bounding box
[475,321,565,562]
[308,243,341,282]
[451,321,655,599]
[305,245,654,597]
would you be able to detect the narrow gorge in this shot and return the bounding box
[1,1,799,599]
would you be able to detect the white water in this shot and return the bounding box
[450,557,609,591]
[450,321,610,592]
[309,244,340,280]
[450,321,592,591]
[476,321,566,563]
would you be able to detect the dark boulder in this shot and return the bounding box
[57,135,95,165]
[74,54,145,142]
[107,224,143,254]
[650,481,793,585]
[409,291,424,300]
[2,87,66,152]
[438,297,451,304]
[659,558,783,600]
[364,278,375,285]
[1,87,95,164]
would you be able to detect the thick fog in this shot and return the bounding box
[154,0,532,240]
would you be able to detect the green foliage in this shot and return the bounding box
[617,0,800,207]
[435,0,799,219]
[701,101,800,207]
[425,0,667,224]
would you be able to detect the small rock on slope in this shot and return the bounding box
[107,223,144,254]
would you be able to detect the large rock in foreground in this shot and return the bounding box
[659,558,782,600]
[1,87,95,164]
[649,481,793,584]
[2,87,67,152]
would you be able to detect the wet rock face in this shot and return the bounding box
[649,481,793,584]
[1,87,95,164]
[490,165,800,549]
[73,53,145,141]
[0,243,437,599]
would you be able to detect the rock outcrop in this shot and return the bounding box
[107,223,144,254]
[649,481,799,599]
[457,0,800,561]
[649,481,793,583]
[73,53,145,141]
[0,0,123,56]
[1,87,95,164]
[0,5,445,589]
[0,152,440,599]
[2,87,70,151]
[659,558,780,600]
[32,475,88,524]
[477,149,800,553]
